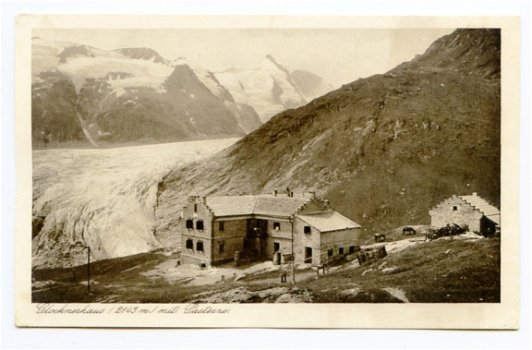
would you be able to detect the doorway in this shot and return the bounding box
[244,218,268,259]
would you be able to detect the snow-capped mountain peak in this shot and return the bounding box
[31,38,262,145]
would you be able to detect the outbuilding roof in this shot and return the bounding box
[460,194,500,225]
[205,193,313,217]
[296,211,361,232]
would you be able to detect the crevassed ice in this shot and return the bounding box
[32,138,238,268]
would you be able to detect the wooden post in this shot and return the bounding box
[291,217,296,284]
[86,246,91,294]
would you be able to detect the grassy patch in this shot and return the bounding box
[32,238,500,303]
[300,238,500,303]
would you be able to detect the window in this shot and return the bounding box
[194,204,197,213]
[185,219,193,229]
[339,247,344,255]
[304,247,313,263]
[328,249,333,257]
[273,242,280,252]
[304,226,311,234]
[196,220,204,230]
[196,241,204,252]
[219,221,224,232]
[219,242,224,254]
[273,222,281,231]
[453,205,458,211]
[185,239,193,250]
[349,246,356,254]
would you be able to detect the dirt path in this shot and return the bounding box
[247,269,317,285]
[141,259,282,286]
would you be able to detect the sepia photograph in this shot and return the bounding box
[12,14,521,329]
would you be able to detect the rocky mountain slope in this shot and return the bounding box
[156,29,501,240]
[31,38,262,145]
[213,55,332,122]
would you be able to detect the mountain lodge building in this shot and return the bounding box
[180,192,361,267]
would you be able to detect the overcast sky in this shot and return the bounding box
[35,28,454,88]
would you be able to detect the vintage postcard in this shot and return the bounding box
[15,15,520,328]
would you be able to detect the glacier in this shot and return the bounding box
[32,138,238,269]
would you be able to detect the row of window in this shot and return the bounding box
[185,239,225,254]
[185,219,204,230]
[326,246,357,257]
[185,220,226,231]
[185,220,312,234]
[185,239,204,252]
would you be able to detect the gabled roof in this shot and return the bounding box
[430,193,501,225]
[253,195,312,217]
[205,196,256,217]
[204,193,313,218]
[460,194,500,225]
[296,211,361,232]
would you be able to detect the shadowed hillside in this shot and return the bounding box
[156,29,500,243]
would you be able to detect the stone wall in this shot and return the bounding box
[319,228,360,264]
[429,196,483,232]
[292,216,360,265]
[293,216,321,265]
[211,218,247,265]
[180,197,214,266]
[263,217,292,261]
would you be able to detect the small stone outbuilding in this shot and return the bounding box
[429,192,500,235]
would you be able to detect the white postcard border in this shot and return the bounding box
[14,15,521,329]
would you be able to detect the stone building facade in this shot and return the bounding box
[180,192,361,267]
[429,192,500,235]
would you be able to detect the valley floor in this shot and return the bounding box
[32,234,500,303]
